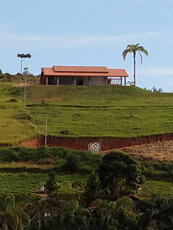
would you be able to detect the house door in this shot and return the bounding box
[78,80,83,85]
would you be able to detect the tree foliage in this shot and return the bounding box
[57,200,91,230]
[98,151,144,200]
[140,194,173,229]
[122,43,148,86]
[0,193,30,230]
[83,171,100,205]
[45,172,60,198]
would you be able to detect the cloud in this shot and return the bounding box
[0,29,173,50]
[138,66,173,77]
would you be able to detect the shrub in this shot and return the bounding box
[61,154,82,173]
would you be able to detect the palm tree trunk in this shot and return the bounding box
[133,52,136,86]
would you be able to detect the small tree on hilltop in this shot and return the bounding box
[45,172,60,198]
[98,151,144,200]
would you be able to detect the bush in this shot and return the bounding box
[61,154,83,173]
[140,161,173,180]
[9,98,17,103]
[0,147,101,173]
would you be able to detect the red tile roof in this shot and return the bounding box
[53,66,108,73]
[42,66,128,77]
[108,69,128,77]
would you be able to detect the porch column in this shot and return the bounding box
[73,76,76,85]
[56,77,59,85]
[46,76,48,85]
[124,77,126,86]
[120,77,122,85]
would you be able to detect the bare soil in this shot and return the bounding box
[120,140,173,162]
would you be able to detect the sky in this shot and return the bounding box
[1,0,173,91]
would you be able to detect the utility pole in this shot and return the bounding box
[21,58,23,74]
[45,118,48,146]
[24,75,27,107]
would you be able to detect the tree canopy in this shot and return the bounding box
[0,194,30,230]
[98,151,144,200]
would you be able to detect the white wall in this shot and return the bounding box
[89,77,108,85]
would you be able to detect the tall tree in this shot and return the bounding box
[45,172,60,198]
[98,151,144,200]
[17,53,32,74]
[83,171,100,205]
[145,194,173,229]
[122,43,148,86]
[57,200,91,230]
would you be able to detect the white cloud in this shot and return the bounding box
[0,29,173,49]
[139,66,173,77]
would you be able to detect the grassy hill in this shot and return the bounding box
[1,82,173,144]
[0,82,37,144]
[27,85,173,139]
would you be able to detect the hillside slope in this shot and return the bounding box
[27,85,173,138]
[0,83,37,145]
[1,83,173,145]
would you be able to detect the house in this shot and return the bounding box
[40,66,128,86]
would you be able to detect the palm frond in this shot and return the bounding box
[122,48,131,60]
[137,46,148,56]
[138,52,143,63]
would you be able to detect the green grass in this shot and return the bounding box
[27,85,173,138]
[140,180,173,199]
[0,172,87,201]
[0,162,52,169]
[1,83,173,144]
[1,172,173,202]
[0,82,38,144]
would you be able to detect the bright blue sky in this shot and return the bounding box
[1,0,173,91]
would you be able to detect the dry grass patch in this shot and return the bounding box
[0,161,52,169]
[121,140,173,162]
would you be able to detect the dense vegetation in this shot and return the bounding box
[1,81,173,228]
[0,147,173,229]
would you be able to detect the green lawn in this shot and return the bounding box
[140,180,173,199]
[0,82,37,144]
[27,85,173,138]
[0,172,87,200]
[1,83,173,144]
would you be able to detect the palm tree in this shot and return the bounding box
[0,194,30,230]
[122,43,148,86]
[57,200,91,230]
